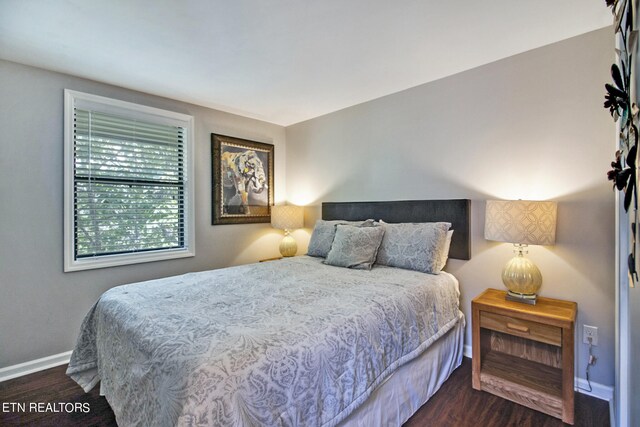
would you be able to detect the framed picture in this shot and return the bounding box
[211,133,274,225]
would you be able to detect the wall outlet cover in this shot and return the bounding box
[583,324,598,346]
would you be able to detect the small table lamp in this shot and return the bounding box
[484,200,557,305]
[271,205,304,257]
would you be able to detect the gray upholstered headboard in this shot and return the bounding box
[322,199,471,260]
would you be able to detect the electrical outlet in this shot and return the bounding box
[583,325,598,346]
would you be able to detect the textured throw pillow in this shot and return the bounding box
[307,220,349,257]
[324,224,385,270]
[307,219,376,258]
[376,222,451,274]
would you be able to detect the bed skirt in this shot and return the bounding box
[340,311,465,426]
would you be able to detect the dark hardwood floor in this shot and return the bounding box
[0,357,609,426]
[404,358,609,427]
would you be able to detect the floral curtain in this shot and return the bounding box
[606,0,639,286]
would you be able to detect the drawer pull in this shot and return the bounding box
[506,322,529,333]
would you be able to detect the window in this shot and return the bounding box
[64,90,195,271]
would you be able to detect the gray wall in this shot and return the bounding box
[286,28,615,386]
[0,60,287,368]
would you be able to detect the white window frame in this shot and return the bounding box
[64,89,195,272]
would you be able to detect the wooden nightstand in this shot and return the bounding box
[472,289,577,424]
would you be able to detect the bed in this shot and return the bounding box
[67,199,471,427]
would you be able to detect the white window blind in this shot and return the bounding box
[64,90,195,271]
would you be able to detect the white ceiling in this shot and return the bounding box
[0,0,610,126]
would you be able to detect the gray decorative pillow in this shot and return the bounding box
[307,219,376,257]
[324,225,385,270]
[376,222,451,274]
[307,220,350,257]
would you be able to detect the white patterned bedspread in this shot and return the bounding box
[67,256,461,427]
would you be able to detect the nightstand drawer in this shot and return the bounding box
[480,311,562,346]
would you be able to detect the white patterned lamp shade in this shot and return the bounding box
[484,200,557,305]
[271,205,304,231]
[484,200,557,246]
[271,205,304,257]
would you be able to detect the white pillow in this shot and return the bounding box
[436,230,454,271]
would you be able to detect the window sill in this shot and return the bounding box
[64,248,195,272]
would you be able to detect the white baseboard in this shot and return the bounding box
[0,351,72,383]
[464,344,472,358]
[462,345,613,402]
[574,377,614,402]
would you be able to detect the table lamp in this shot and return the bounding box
[484,200,557,305]
[271,205,304,257]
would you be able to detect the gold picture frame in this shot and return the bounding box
[211,133,274,225]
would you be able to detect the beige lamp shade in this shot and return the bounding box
[484,200,557,246]
[271,205,304,231]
